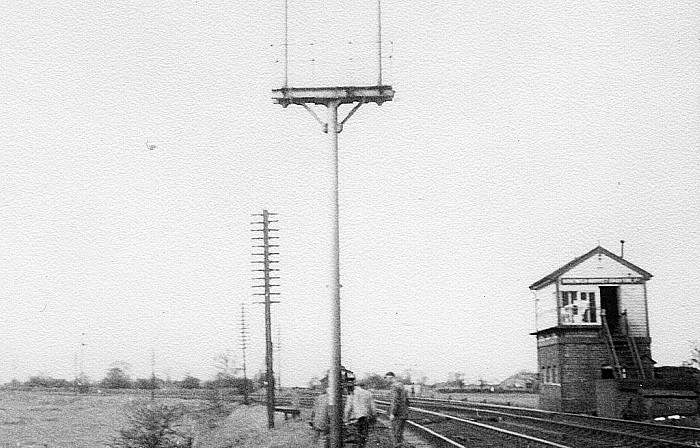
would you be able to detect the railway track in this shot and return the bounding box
[386,397,700,448]
[380,405,574,448]
[285,391,569,447]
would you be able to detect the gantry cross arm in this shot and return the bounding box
[272,85,394,133]
[272,85,394,107]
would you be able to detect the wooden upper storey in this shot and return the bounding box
[531,246,652,337]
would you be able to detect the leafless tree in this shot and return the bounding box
[682,341,700,369]
[213,349,241,378]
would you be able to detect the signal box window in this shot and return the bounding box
[581,292,597,323]
[561,291,598,324]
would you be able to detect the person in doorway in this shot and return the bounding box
[344,378,377,448]
[310,386,331,448]
[385,371,410,447]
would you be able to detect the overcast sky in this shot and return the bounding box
[1,1,699,387]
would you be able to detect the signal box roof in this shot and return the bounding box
[529,245,653,290]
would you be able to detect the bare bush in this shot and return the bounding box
[111,401,192,448]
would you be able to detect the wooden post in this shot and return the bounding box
[252,210,280,428]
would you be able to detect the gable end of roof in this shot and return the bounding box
[529,246,653,290]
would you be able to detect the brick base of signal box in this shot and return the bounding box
[537,328,608,414]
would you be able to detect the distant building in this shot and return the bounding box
[499,372,537,390]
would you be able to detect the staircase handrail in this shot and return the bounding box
[622,310,646,380]
[600,309,623,379]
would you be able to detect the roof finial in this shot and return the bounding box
[620,240,625,258]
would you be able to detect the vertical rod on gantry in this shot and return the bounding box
[284,0,289,88]
[377,0,382,85]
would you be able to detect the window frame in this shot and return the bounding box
[560,289,600,325]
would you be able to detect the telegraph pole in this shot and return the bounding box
[252,210,280,429]
[240,302,250,405]
[79,332,86,378]
[150,348,156,401]
[73,352,79,395]
[78,332,87,394]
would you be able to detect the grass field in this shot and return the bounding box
[0,388,537,447]
[0,390,134,447]
[0,390,302,447]
[0,390,398,447]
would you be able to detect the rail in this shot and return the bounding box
[401,396,700,447]
[374,401,573,448]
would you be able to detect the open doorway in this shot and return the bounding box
[601,364,615,379]
[600,286,620,333]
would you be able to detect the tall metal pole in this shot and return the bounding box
[271,86,393,443]
[272,21,393,442]
[327,100,343,448]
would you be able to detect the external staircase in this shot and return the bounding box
[601,310,646,380]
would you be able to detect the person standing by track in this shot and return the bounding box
[344,378,377,448]
[310,386,331,448]
[385,371,410,447]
